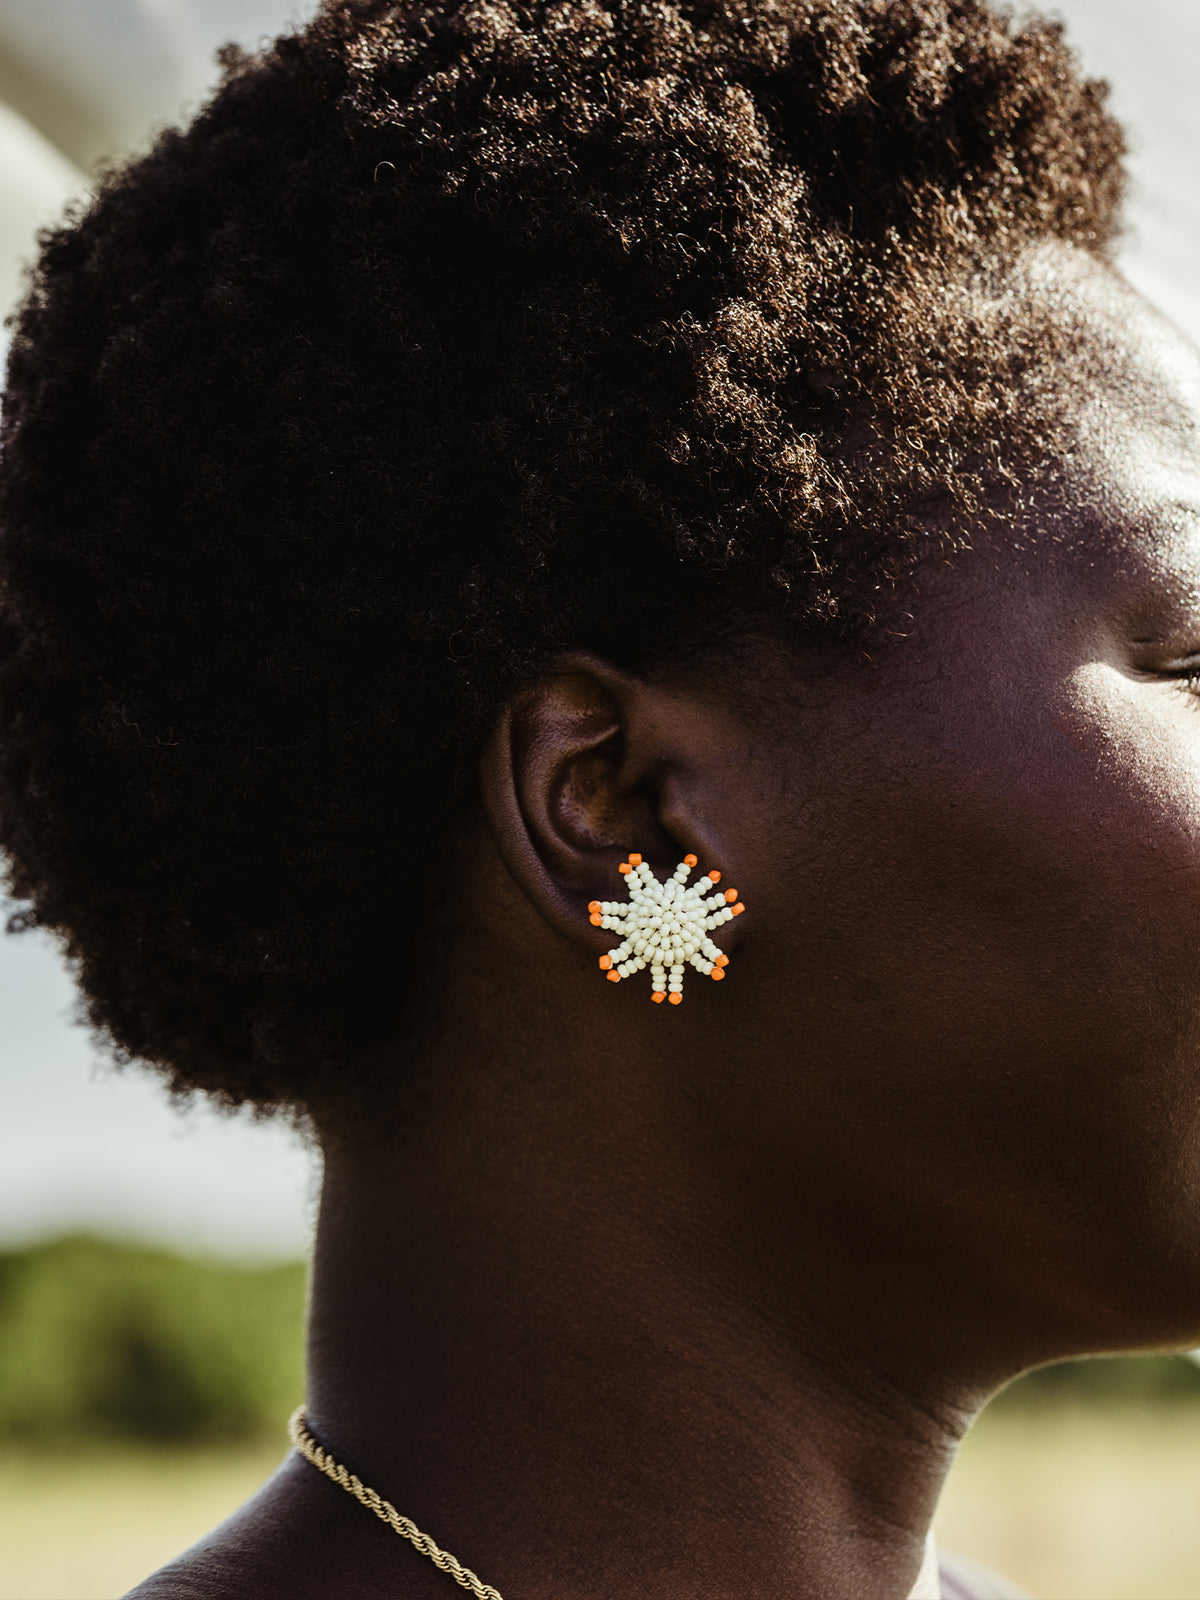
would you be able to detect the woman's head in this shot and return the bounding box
[0,0,1127,1120]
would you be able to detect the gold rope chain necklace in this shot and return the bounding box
[288,1407,506,1600]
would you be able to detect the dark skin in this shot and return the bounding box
[130,247,1200,1599]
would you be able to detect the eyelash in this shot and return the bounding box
[1175,670,1200,700]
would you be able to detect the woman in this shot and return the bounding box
[0,1,1194,1595]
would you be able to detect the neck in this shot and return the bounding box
[304,1056,986,1600]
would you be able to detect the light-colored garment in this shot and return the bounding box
[908,1532,1028,1600]
[939,1547,1031,1599]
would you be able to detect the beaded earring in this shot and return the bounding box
[588,853,745,1005]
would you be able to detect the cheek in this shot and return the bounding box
[762,663,1200,1204]
[735,665,1200,1343]
[807,662,1200,1050]
[947,665,1200,1035]
[698,651,1200,1348]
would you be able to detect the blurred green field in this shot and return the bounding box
[4,1237,1200,1599]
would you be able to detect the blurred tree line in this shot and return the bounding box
[0,1235,304,1444]
[0,1235,1198,1446]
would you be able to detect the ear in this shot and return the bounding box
[477,655,733,949]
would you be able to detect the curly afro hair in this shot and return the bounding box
[0,0,1124,1112]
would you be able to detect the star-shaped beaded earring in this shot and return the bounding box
[588,853,745,1004]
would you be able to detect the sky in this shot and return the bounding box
[0,0,1197,1260]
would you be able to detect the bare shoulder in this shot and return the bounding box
[121,1456,316,1600]
[123,1552,247,1600]
[121,1454,446,1600]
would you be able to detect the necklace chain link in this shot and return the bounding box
[288,1407,506,1600]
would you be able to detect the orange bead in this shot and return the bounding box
[628,853,643,866]
[669,992,682,1005]
[684,853,698,868]
[618,863,632,874]
[708,870,721,883]
[652,991,665,1003]
[716,953,729,967]
[724,888,737,902]
[711,967,725,981]
[607,969,621,983]
[589,913,603,926]
[588,900,601,913]
[599,955,612,970]
[732,902,745,915]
